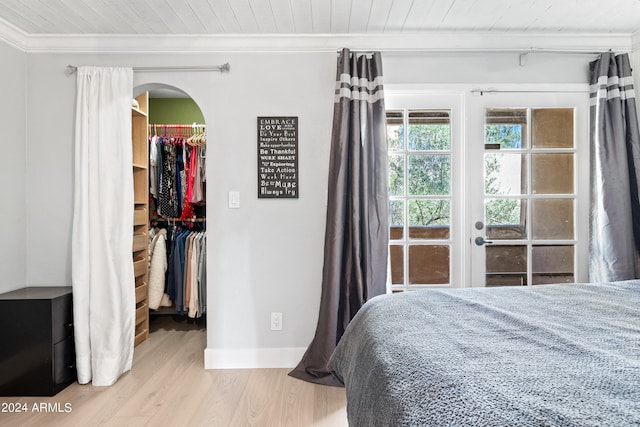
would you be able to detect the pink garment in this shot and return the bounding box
[191,146,204,203]
[180,144,195,220]
[186,146,196,202]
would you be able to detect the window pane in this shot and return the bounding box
[485,108,527,149]
[389,154,404,196]
[409,245,449,284]
[408,110,451,150]
[532,154,573,194]
[532,199,574,240]
[389,200,404,240]
[532,245,574,285]
[485,199,527,239]
[408,154,450,195]
[485,153,527,195]
[390,245,404,284]
[486,245,527,286]
[532,108,574,148]
[408,199,450,239]
[386,110,404,150]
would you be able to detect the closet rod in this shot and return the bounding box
[65,63,230,74]
[156,218,206,223]
[150,124,206,128]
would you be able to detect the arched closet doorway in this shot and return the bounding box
[133,83,207,344]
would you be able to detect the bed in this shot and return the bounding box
[328,281,640,426]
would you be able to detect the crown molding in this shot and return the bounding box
[0,28,634,55]
[632,29,640,51]
[0,16,27,51]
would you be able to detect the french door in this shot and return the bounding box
[468,91,589,287]
[386,88,589,290]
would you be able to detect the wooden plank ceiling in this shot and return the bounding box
[0,0,638,35]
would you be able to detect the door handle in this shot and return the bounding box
[474,236,493,246]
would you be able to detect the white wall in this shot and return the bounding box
[0,41,26,293]
[25,53,77,286]
[18,42,619,367]
[24,51,335,365]
[383,51,592,84]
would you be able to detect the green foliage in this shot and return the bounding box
[389,200,404,227]
[485,198,522,226]
[387,122,524,228]
[409,200,450,226]
[484,124,524,225]
[388,123,452,227]
[485,124,522,149]
[408,155,450,196]
[388,154,404,196]
[387,124,403,150]
[409,124,451,150]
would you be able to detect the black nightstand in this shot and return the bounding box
[0,287,76,396]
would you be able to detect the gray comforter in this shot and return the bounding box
[329,281,640,426]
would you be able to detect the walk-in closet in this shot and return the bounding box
[135,86,207,342]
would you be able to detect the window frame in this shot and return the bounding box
[385,90,465,291]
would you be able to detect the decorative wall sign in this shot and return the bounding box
[257,116,299,198]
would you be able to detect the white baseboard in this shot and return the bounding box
[204,347,306,369]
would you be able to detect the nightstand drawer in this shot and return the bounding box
[52,293,74,343]
[54,338,76,387]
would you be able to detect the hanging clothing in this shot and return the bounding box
[183,233,194,312]
[149,134,159,198]
[164,226,207,318]
[191,146,204,203]
[147,124,207,320]
[179,144,195,220]
[197,233,207,316]
[168,227,186,312]
[158,144,180,218]
[200,146,207,185]
[187,233,200,318]
[148,228,168,310]
[186,146,197,202]
[150,131,205,220]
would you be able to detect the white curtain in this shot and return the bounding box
[72,67,135,386]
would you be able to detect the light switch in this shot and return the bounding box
[228,191,240,209]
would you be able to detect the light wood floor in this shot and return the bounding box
[1,316,347,427]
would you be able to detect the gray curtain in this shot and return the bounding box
[289,48,389,386]
[589,52,640,282]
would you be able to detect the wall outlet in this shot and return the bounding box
[271,312,283,331]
